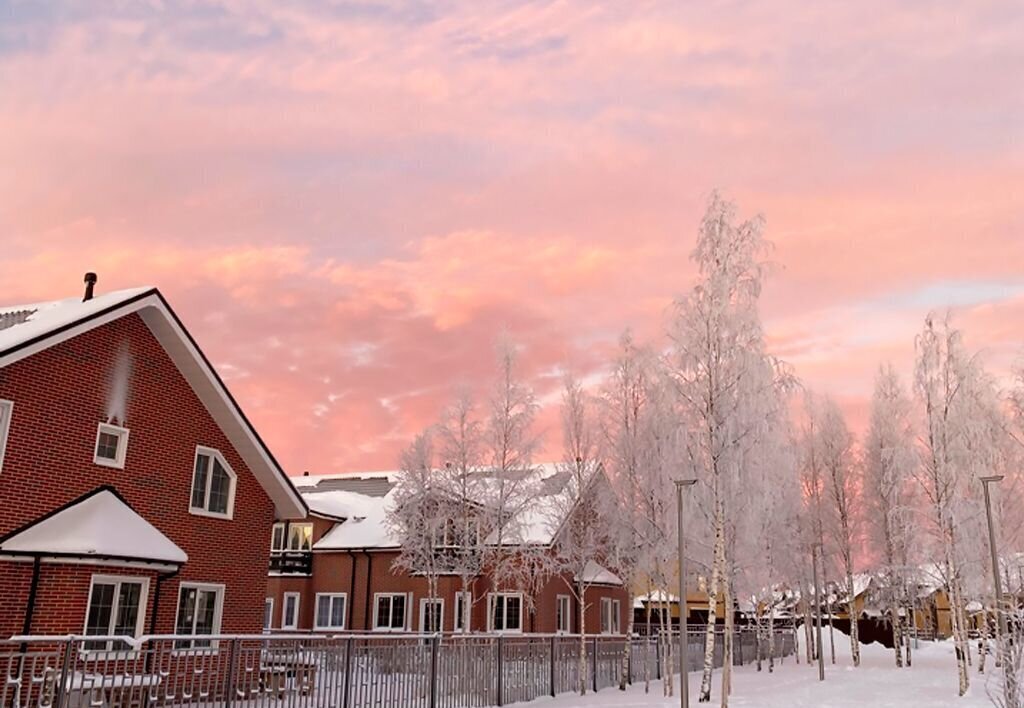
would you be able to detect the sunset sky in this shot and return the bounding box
[1,1,1022,475]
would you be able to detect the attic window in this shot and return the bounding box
[190,446,237,519]
[94,423,129,469]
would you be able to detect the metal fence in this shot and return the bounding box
[1,629,796,708]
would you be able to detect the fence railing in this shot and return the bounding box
[1,628,796,708]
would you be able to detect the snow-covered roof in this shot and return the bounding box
[0,287,306,519]
[304,490,381,520]
[0,487,187,565]
[313,490,399,550]
[574,560,623,587]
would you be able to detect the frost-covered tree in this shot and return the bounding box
[914,313,1000,695]
[549,372,608,695]
[435,389,488,632]
[388,432,445,612]
[666,192,788,706]
[484,336,543,599]
[814,396,861,667]
[864,364,917,667]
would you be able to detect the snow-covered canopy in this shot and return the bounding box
[633,590,680,608]
[0,488,188,565]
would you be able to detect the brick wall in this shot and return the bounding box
[0,313,276,639]
[266,547,630,635]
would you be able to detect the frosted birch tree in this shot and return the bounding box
[549,372,608,695]
[815,396,861,666]
[864,364,917,667]
[667,191,788,706]
[388,432,445,609]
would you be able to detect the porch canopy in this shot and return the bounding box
[0,486,188,569]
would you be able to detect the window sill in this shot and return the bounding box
[93,457,125,470]
[189,507,234,521]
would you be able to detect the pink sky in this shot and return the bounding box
[1,1,1022,475]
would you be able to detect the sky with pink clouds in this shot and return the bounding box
[1,1,1022,475]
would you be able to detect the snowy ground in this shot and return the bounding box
[519,634,998,708]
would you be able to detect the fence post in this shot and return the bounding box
[592,637,598,693]
[496,635,504,707]
[223,637,237,708]
[342,636,354,708]
[429,634,439,708]
[51,636,75,708]
[549,635,557,697]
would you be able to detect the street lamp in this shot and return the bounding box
[981,475,1016,708]
[675,479,697,708]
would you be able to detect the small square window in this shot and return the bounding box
[94,423,129,469]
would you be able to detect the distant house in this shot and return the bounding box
[266,466,629,634]
[0,280,306,643]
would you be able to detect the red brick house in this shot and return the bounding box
[266,468,629,635]
[0,281,306,644]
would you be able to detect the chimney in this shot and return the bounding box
[83,272,98,301]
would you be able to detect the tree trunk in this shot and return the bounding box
[644,591,653,693]
[891,600,903,668]
[846,568,860,667]
[578,582,587,696]
[698,509,725,702]
[826,595,836,664]
[620,588,634,690]
[947,562,970,695]
[721,575,734,707]
[767,606,776,673]
[979,613,989,674]
[802,581,814,664]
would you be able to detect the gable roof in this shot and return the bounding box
[0,486,188,566]
[0,287,306,519]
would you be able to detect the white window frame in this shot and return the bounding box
[600,597,621,635]
[83,574,150,651]
[264,598,274,631]
[0,400,13,473]
[487,592,523,634]
[189,446,238,520]
[453,591,472,632]
[556,595,571,634]
[93,422,130,469]
[271,522,313,552]
[314,593,347,631]
[419,598,444,633]
[373,593,409,632]
[174,582,225,649]
[281,592,301,630]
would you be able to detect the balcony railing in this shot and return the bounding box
[269,551,313,575]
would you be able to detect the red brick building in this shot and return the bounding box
[266,469,629,635]
[0,283,306,643]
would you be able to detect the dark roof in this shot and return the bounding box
[305,476,395,498]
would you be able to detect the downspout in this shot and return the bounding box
[19,556,43,651]
[346,551,358,630]
[363,551,373,631]
[149,566,182,634]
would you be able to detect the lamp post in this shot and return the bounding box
[811,543,825,681]
[675,479,697,708]
[981,475,1016,708]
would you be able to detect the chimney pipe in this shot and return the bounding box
[83,272,98,301]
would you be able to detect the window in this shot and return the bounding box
[190,447,237,519]
[556,595,571,634]
[454,592,471,632]
[93,423,129,469]
[315,593,347,630]
[271,522,313,552]
[83,575,149,651]
[282,592,300,630]
[600,597,621,635]
[175,583,224,648]
[374,593,407,631]
[488,593,522,633]
[264,598,274,631]
[441,519,480,548]
[420,598,443,633]
[0,400,12,473]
